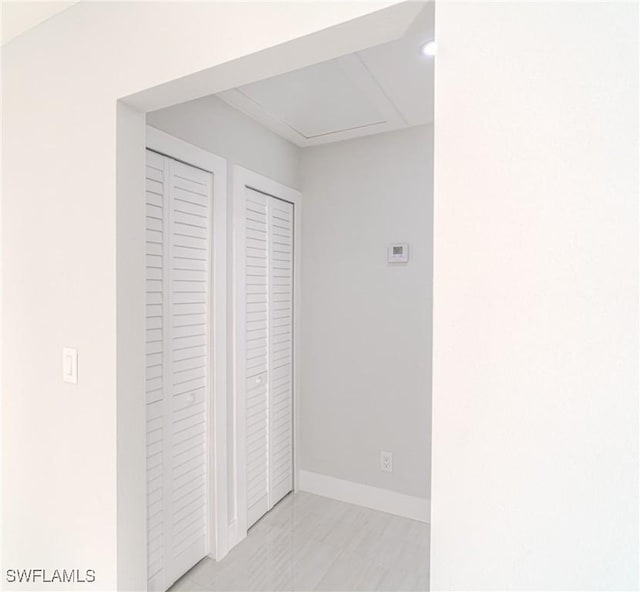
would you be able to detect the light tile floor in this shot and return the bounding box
[169,492,429,592]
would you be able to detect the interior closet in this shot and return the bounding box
[144,132,300,590]
[234,173,298,528]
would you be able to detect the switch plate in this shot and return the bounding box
[63,347,78,384]
[381,451,393,472]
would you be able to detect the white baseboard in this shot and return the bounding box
[297,470,430,523]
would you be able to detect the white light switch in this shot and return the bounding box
[63,347,78,384]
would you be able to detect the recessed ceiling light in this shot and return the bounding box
[420,41,436,57]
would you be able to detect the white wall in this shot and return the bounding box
[1,2,412,589]
[431,2,639,590]
[299,125,433,500]
[147,95,300,190]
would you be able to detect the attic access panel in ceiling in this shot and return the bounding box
[217,54,407,147]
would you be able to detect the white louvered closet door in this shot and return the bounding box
[244,188,271,527]
[242,186,294,529]
[268,198,294,506]
[146,150,212,592]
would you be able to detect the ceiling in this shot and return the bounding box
[2,1,433,146]
[1,0,80,46]
[217,10,434,148]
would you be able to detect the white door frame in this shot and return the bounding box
[145,126,228,567]
[228,166,302,551]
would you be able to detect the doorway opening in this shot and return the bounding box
[118,2,434,591]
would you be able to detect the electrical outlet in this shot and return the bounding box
[381,451,393,472]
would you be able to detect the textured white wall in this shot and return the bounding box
[300,125,433,499]
[431,2,639,589]
[1,2,406,589]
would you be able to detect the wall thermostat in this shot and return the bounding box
[388,243,409,263]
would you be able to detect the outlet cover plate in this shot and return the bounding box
[381,451,393,472]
